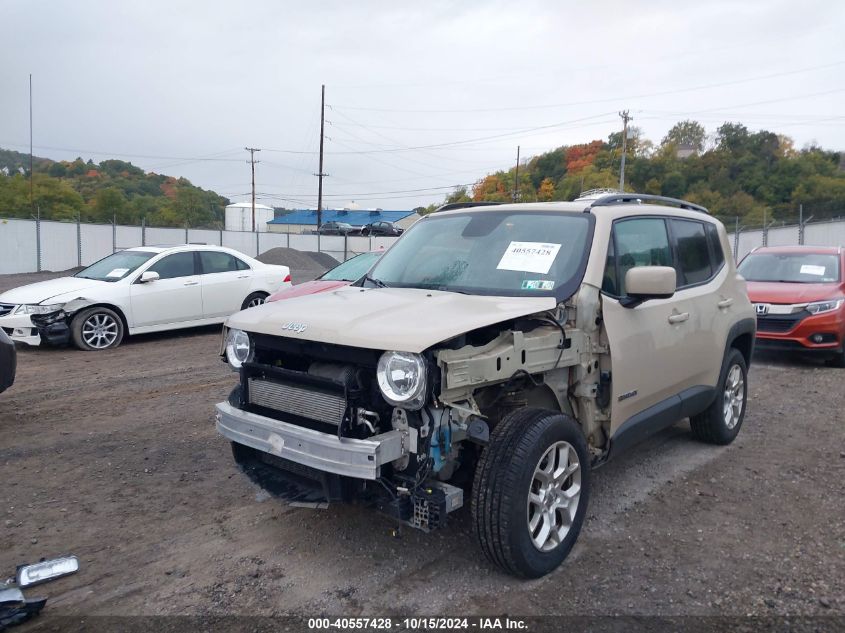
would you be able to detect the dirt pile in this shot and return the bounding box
[257,247,337,271]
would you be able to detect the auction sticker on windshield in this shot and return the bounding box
[106,268,129,278]
[800,264,826,276]
[497,241,561,274]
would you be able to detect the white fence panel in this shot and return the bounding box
[0,218,38,274]
[289,234,319,252]
[766,226,797,247]
[372,236,398,252]
[40,221,79,271]
[145,227,185,247]
[115,225,143,250]
[223,231,257,258]
[735,231,760,262]
[805,221,845,247]
[188,229,221,245]
[346,236,371,257]
[81,224,114,265]
[258,232,291,253]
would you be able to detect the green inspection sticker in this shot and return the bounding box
[521,279,555,290]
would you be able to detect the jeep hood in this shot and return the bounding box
[227,286,557,353]
[0,276,108,305]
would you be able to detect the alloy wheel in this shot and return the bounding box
[722,364,744,429]
[82,313,119,349]
[527,441,582,552]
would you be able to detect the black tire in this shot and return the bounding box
[689,348,748,444]
[471,408,590,578]
[70,307,124,351]
[241,292,268,310]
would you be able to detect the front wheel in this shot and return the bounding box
[71,307,124,351]
[241,292,268,310]
[689,347,748,444]
[472,408,590,578]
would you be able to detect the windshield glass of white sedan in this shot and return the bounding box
[75,251,157,282]
[367,211,591,296]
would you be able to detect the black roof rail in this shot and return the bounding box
[587,193,709,214]
[433,201,504,213]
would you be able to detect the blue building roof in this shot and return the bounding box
[267,209,415,226]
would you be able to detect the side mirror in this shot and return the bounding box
[621,266,676,308]
[139,271,160,284]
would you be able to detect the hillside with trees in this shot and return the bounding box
[0,149,229,228]
[434,121,845,228]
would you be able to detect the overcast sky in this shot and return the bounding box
[1,0,842,210]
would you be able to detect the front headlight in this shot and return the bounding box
[377,351,427,410]
[225,328,253,370]
[806,299,844,315]
[15,303,64,315]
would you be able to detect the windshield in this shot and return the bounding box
[738,252,840,283]
[366,211,593,298]
[75,251,157,282]
[321,252,382,281]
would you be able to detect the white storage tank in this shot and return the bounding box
[225,202,274,232]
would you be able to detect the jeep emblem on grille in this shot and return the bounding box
[281,321,308,334]
[755,304,769,316]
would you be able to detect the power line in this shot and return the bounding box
[329,61,845,114]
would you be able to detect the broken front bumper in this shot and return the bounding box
[215,401,408,480]
[0,310,41,346]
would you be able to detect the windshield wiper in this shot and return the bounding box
[362,274,388,288]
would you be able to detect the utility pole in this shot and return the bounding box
[29,74,34,216]
[512,145,521,202]
[245,147,261,231]
[316,84,327,231]
[618,110,631,192]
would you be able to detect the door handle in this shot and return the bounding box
[184,280,199,286]
[717,298,734,308]
[237,275,250,279]
[668,312,689,324]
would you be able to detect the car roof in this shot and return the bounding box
[432,199,717,223]
[124,244,248,255]
[751,245,842,255]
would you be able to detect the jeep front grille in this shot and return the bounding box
[247,377,347,426]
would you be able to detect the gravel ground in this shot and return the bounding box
[0,270,843,624]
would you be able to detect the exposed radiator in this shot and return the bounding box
[247,377,347,426]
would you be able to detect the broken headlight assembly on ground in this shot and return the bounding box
[0,556,79,630]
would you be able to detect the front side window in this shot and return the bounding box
[670,219,712,287]
[75,251,157,282]
[607,218,671,296]
[738,252,840,283]
[148,252,196,280]
[199,251,240,274]
[367,211,593,299]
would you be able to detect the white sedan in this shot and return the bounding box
[0,245,291,351]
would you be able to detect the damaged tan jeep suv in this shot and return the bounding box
[215,193,755,578]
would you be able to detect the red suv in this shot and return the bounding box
[738,246,845,366]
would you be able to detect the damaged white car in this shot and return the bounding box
[0,245,290,351]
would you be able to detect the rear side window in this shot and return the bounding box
[200,251,240,274]
[605,218,672,296]
[670,219,712,286]
[148,252,196,280]
[706,223,725,270]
